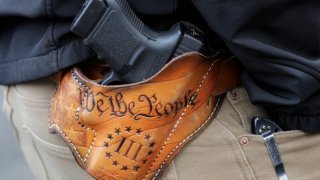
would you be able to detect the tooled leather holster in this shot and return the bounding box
[49,53,241,179]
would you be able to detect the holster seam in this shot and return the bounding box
[145,58,220,179]
[153,95,223,179]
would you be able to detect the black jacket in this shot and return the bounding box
[1,0,320,132]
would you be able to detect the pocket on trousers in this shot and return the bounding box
[22,125,74,159]
[21,123,93,180]
[235,127,320,180]
[213,88,316,180]
[10,79,73,153]
[10,79,93,180]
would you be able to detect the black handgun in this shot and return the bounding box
[71,0,205,84]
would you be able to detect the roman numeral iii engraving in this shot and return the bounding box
[116,138,144,161]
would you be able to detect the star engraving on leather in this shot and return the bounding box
[149,142,155,148]
[107,134,113,140]
[112,160,118,166]
[144,134,151,140]
[147,150,153,156]
[142,160,147,164]
[125,126,132,133]
[115,128,121,135]
[105,152,112,158]
[121,165,128,171]
[136,128,142,135]
[133,165,140,172]
[104,142,109,148]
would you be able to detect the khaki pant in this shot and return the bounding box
[2,79,320,180]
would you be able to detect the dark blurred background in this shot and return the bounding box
[0,89,35,180]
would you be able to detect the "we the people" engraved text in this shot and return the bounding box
[78,89,199,120]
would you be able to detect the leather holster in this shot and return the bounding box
[49,52,240,179]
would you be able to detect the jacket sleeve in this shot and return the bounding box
[191,0,320,132]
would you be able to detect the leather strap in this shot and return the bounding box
[49,52,241,179]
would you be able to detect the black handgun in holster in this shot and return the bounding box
[71,0,205,84]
